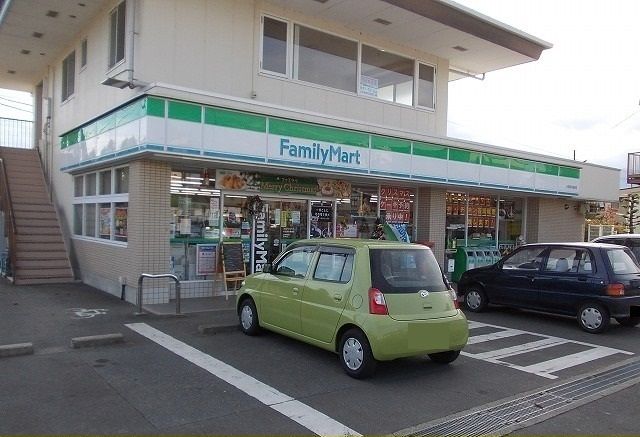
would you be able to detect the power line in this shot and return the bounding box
[0,96,32,107]
[0,101,33,113]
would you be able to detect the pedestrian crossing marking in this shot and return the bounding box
[461,321,633,379]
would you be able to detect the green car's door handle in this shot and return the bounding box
[333,294,343,302]
[292,287,299,295]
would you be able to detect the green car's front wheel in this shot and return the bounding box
[239,298,261,336]
[339,329,377,379]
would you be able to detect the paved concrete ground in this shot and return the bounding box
[1,279,638,435]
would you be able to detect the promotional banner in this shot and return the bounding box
[216,169,351,197]
[379,185,411,224]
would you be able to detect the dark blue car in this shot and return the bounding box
[457,242,640,333]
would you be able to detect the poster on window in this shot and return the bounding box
[196,244,217,276]
[99,207,111,237]
[311,205,333,238]
[379,185,411,224]
[114,207,128,237]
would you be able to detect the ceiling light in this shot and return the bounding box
[374,18,392,25]
[20,49,31,55]
[453,45,468,52]
[78,2,86,6]
[8,70,15,74]
[311,0,329,3]
[101,77,133,89]
[45,10,59,18]
[32,32,43,38]
[69,14,77,18]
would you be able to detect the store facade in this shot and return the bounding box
[58,94,609,301]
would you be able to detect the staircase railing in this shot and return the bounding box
[0,157,17,279]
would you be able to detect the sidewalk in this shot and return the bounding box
[0,279,239,351]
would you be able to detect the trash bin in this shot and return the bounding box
[452,247,479,282]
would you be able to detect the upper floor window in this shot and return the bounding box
[418,63,435,109]
[80,38,88,68]
[259,15,436,110]
[62,51,75,101]
[261,16,288,76]
[361,45,413,105]
[293,25,357,93]
[109,1,126,68]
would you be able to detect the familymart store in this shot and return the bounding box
[60,95,598,302]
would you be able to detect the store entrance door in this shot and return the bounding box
[264,199,308,264]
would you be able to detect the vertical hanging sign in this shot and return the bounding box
[252,206,268,274]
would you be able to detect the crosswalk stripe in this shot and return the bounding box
[469,337,568,360]
[466,329,524,345]
[518,347,627,375]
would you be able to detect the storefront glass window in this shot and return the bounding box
[74,176,83,197]
[99,203,111,239]
[99,170,112,195]
[467,194,497,246]
[84,203,96,237]
[336,185,378,238]
[85,173,96,196]
[115,167,129,193]
[310,200,334,239]
[498,197,524,255]
[445,191,467,250]
[114,202,128,242]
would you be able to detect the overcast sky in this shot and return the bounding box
[2,0,639,187]
[448,0,640,187]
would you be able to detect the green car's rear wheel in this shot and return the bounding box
[339,329,377,379]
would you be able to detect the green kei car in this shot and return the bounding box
[236,239,468,378]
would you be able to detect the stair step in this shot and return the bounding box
[15,219,59,228]
[16,251,69,260]
[16,259,71,269]
[13,203,56,212]
[17,242,66,252]
[4,176,46,186]
[14,277,76,285]
[17,234,63,243]
[13,210,57,220]
[16,267,73,278]
[9,184,47,193]
[16,226,62,235]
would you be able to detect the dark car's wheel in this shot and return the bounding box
[577,302,610,333]
[428,350,461,364]
[239,298,261,336]
[339,329,377,379]
[615,316,640,327]
[464,287,488,312]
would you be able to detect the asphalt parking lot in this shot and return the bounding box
[1,280,639,435]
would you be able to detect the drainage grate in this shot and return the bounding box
[400,359,640,437]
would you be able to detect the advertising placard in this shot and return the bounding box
[196,244,217,276]
[380,185,411,224]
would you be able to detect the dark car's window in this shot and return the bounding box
[625,240,640,261]
[606,248,640,274]
[543,248,593,274]
[370,248,448,293]
[313,251,354,283]
[274,246,315,278]
[502,246,546,270]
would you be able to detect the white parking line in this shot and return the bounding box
[518,347,632,375]
[126,323,360,437]
[466,329,524,345]
[463,320,634,379]
[470,337,568,360]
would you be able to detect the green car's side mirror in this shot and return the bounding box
[262,263,272,274]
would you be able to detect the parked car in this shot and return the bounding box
[236,239,468,378]
[457,242,640,333]
[592,234,640,260]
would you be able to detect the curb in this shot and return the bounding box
[0,342,34,358]
[71,333,125,349]
[198,323,238,335]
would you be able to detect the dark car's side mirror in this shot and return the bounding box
[262,263,272,274]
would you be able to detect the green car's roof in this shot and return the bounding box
[290,238,425,249]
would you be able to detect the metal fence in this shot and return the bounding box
[0,117,34,149]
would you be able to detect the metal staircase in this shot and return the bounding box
[0,147,74,284]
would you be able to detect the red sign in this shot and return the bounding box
[380,185,411,224]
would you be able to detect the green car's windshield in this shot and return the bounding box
[370,248,448,293]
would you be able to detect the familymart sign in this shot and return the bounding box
[267,136,369,173]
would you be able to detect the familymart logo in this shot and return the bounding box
[279,138,362,166]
